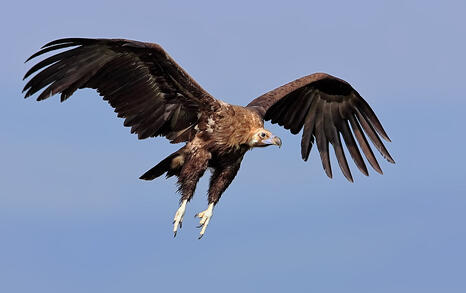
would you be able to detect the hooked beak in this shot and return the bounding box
[263,135,282,148]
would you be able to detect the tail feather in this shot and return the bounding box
[139,152,182,180]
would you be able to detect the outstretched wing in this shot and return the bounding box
[247,73,394,182]
[23,38,218,142]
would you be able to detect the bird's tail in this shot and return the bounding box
[139,149,185,180]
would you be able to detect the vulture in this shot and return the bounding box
[23,38,394,238]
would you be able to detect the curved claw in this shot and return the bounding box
[195,203,214,239]
[173,200,187,237]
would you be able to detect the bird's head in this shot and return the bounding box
[248,128,282,148]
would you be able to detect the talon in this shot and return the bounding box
[196,203,214,239]
[173,199,187,237]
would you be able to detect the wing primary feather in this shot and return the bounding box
[355,110,395,163]
[24,63,66,97]
[349,114,383,174]
[53,56,111,100]
[332,131,353,182]
[24,50,101,97]
[340,119,368,176]
[34,53,110,101]
[353,95,391,142]
[37,78,77,101]
[23,46,89,80]
[25,43,79,62]
[300,94,320,161]
[41,38,96,49]
[315,104,332,178]
[323,100,335,141]
[337,101,368,175]
[330,103,353,182]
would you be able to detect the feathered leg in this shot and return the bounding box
[196,164,241,239]
[173,149,211,237]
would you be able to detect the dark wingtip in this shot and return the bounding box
[25,52,40,63]
[325,168,333,179]
[341,166,354,182]
[301,151,309,162]
[25,54,37,63]
[374,125,391,143]
[384,153,395,164]
[374,167,383,175]
[40,38,84,48]
[139,174,150,180]
[361,168,369,177]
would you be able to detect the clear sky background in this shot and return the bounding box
[1,1,465,292]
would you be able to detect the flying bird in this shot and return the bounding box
[23,38,394,238]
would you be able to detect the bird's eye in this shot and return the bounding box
[259,132,266,138]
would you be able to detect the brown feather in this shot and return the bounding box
[248,73,394,181]
[300,92,320,161]
[349,115,383,174]
[339,118,368,176]
[355,110,395,163]
[23,38,396,238]
[23,38,219,143]
[290,88,316,134]
[329,102,353,181]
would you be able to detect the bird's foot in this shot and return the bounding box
[195,203,214,239]
[173,199,187,237]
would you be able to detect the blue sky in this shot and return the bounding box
[1,1,465,292]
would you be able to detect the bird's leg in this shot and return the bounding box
[173,199,187,237]
[195,203,214,239]
[173,149,210,237]
[195,164,241,239]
